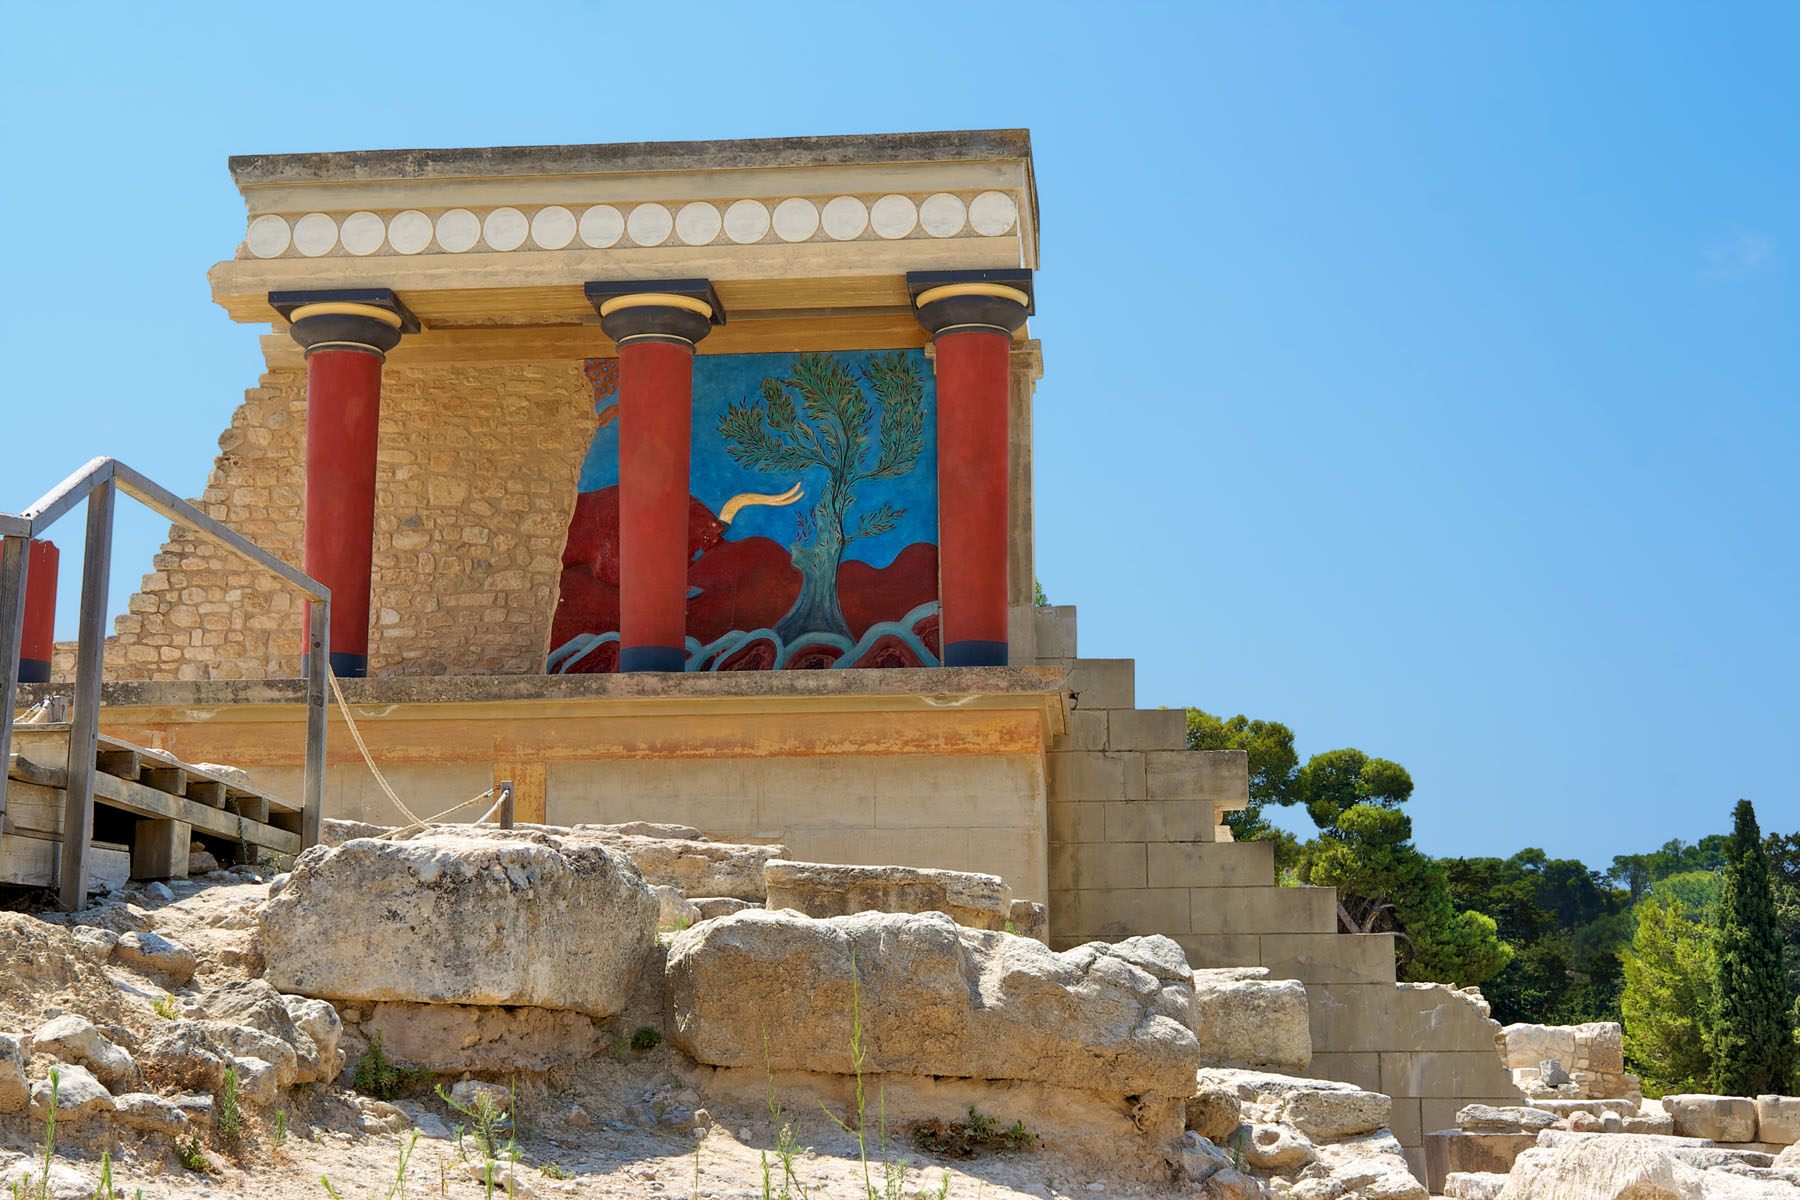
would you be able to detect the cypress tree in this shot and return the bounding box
[1711,799,1799,1094]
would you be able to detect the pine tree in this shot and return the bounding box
[1711,800,1799,1094]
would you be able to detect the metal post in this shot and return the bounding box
[301,596,329,850]
[0,535,29,829]
[60,480,114,911]
[498,780,515,830]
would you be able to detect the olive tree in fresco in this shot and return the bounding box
[718,352,925,641]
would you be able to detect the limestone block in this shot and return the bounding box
[1108,708,1187,751]
[1064,658,1135,709]
[1500,1023,1577,1071]
[1665,1093,1759,1142]
[1442,1172,1507,1200]
[1190,968,1312,1072]
[1261,932,1398,986]
[1755,1095,1800,1145]
[1147,840,1275,889]
[1145,750,1248,808]
[665,909,1200,1098]
[763,859,1012,930]
[1455,1104,1555,1133]
[1032,605,1078,659]
[1190,885,1337,936]
[1284,1087,1392,1140]
[1379,1050,1518,1099]
[692,896,756,921]
[1307,1051,1384,1094]
[1424,1130,1539,1194]
[1051,842,1149,892]
[1047,750,1147,804]
[1054,709,1108,752]
[1064,886,1189,938]
[363,1001,606,1072]
[1569,1021,1625,1073]
[1186,1082,1243,1141]
[1501,1136,1777,1198]
[1007,899,1048,942]
[260,830,657,1018]
[1176,934,1265,972]
[1244,1122,1314,1170]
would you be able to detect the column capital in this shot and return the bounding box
[270,288,418,358]
[586,279,726,347]
[907,269,1034,338]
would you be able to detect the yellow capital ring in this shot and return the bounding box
[287,302,405,328]
[913,282,1031,309]
[596,293,714,320]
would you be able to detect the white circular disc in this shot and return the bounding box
[292,212,338,257]
[387,210,433,255]
[530,206,577,249]
[870,194,918,239]
[919,193,967,238]
[246,215,291,258]
[969,191,1019,236]
[579,205,625,248]
[772,197,819,242]
[483,207,529,251]
[627,203,674,246]
[676,202,723,246]
[723,199,770,244]
[340,211,386,256]
[436,209,481,253]
[821,196,869,241]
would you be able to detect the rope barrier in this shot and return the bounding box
[324,665,510,840]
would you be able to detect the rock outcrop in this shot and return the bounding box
[572,826,786,901]
[666,909,1199,1097]
[260,830,657,1018]
[1189,967,1312,1072]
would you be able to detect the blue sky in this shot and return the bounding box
[1,4,1793,866]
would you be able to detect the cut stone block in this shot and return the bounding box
[763,859,1012,931]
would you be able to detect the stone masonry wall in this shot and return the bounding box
[1032,603,1521,1177]
[57,357,592,680]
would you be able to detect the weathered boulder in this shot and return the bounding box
[136,1020,295,1095]
[261,830,657,1018]
[1284,1086,1392,1140]
[1244,1122,1314,1170]
[1291,1138,1427,1199]
[1754,1096,1800,1146]
[691,896,756,921]
[0,1034,27,1112]
[763,859,1013,930]
[233,1056,281,1105]
[0,1159,94,1200]
[1776,1143,1800,1169]
[113,1091,190,1135]
[113,930,198,984]
[1444,1172,1508,1200]
[1667,1094,1759,1143]
[666,909,1199,1098]
[195,981,313,1079]
[652,884,701,930]
[31,1015,136,1088]
[1457,1104,1557,1133]
[1427,1130,1542,1193]
[1498,1137,1793,1199]
[1187,1080,1245,1142]
[282,995,344,1083]
[584,821,704,840]
[361,1001,607,1072]
[1190,967,1311,1072]
[1008,899,1048,942]
[572,826,785,901]
[31,1063,113,1122]
[1181,1130,1236,1183]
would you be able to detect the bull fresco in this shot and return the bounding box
[548,350,941,672]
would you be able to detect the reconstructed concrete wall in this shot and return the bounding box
[254,750,1047,903]
[1033,603,1520,1176]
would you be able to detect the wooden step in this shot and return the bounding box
[0,831,129,891]
[9,726,299,814]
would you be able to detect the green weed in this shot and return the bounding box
[175,1138,208,1173]
[353,1032,428,1101]
[39,1066,59,1199]
[216,1066,242,1143]
[273,1108,288,1147]
[630,1025,662,1052]
[150,994,180,1021]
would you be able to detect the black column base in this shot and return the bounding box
[619,645,686,673]
[943,640,1009,667]
[327,651,368,678]
[17,658,50,684]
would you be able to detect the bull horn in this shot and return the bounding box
[720,481,804,524]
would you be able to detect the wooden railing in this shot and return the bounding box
[0,457,329,909]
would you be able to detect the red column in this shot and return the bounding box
[588,282,722,672]
[274,293,409,677]
[304,347,384,677]
[910,272,1033,667]
[18,538,58,683]
[617,340,696,671]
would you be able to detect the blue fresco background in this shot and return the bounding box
[575,349,939,567]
